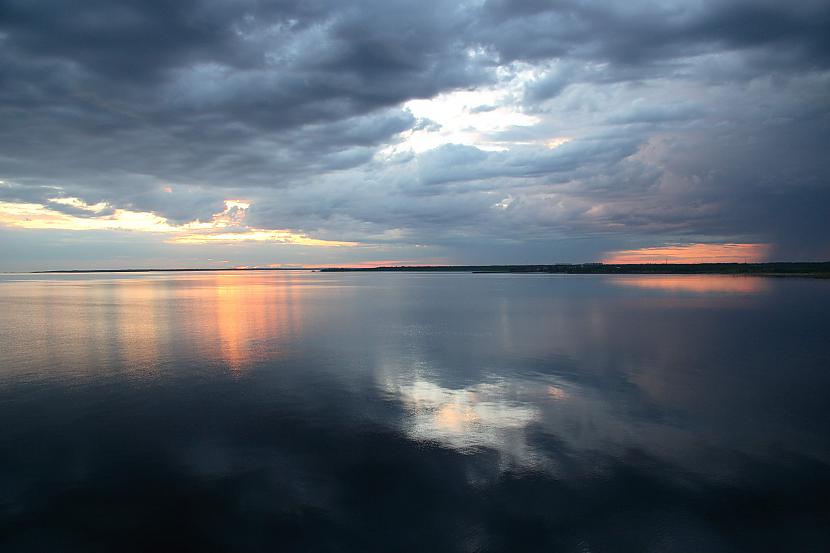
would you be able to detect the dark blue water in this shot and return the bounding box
[1,271,829,552]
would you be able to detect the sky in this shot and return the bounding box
[1,0,829,270]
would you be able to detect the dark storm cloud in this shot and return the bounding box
[0,0,828,263]
[479,0,830,68]
[0,0,483,226]
[0,0,482,126]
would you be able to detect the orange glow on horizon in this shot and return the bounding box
[602,243,770,264]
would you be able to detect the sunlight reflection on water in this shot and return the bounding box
[608,274,771,293]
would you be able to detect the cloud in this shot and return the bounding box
[0,0,828,267]
[0,197,356,248]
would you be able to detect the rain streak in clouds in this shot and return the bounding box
[1,0,829,269]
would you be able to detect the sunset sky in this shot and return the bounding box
[1,0,829,270]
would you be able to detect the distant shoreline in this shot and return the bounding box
[29,267,308,274]
[23,262,830,277]
[322,263,830,277]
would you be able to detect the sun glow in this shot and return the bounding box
[171,230,357,246]
[0,198,357,247]
[602,243,770,264]
[0,200,177,232]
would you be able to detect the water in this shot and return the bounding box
[1,271,829,552]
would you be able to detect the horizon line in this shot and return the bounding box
[5,260,829,275]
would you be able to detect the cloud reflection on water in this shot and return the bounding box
[391,379,538,457]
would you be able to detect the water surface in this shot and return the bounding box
[1,271,829,552]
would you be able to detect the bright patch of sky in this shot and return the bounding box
[382,64,547,155]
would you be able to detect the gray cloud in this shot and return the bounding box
[0,0,828,267]
[479,0,830,68]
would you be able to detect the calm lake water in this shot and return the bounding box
[1,271,829,552]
